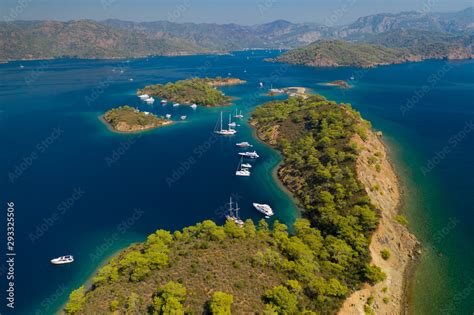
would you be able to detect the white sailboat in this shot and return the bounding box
[236,157,251,176]
[165,114,171,119]
[226,197,244,226]
[234,109,244,119]
[214,112,237,135]
[138,94,150,100]
[191,103,198,109]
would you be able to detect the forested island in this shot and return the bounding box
[274,39,472,68]
[137,77,245,107]
[102,106,172,133]
[66,95,417,314]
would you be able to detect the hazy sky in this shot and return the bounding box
[1,0,473,25]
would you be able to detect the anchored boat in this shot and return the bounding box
[236,157,251,176]
[214,112,237,135]
[252,203,274,218]
[145,97,155,104]
[51,255,74,265]
[234,109,244,119]
[238,151,259,159]
[236,142,252,148]
[226,197,244,226]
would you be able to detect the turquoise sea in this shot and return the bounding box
[0,51,473,314]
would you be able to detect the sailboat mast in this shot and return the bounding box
[220,112,223,131]
[228,196,233,216]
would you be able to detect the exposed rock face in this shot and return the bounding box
[338,130,419,315]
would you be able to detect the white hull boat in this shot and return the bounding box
[236,142,252,148]
[238,151,259,159]
[51,255,74,265]
[252,203,274,217]
[214,112,237,135]
[145,97,155,104]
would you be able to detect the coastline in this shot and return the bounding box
[338,129,419,314]
[272,55,474,69]
[55,240,144,315]
[0,51,233,64]
[250,123,303,222]
[248,106,419,313]
[98,115,173,134]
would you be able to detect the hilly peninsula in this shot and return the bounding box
[64,95,417,314]
[275,36,473,68]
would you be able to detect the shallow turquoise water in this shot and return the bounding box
[0,52,473,314]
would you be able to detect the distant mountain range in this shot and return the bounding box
[1,7,473,62]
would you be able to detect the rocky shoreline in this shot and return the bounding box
[338,129,419,314]
[320,80,352,89]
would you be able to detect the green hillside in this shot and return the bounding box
[65,95,386,314]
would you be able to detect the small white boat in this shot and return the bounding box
[180,115,187,120]
[165,114,171,119]
[145,97,155,104]
[19,65,24,69]
[144,111,150,115]
[238,151,259,159]
[138,94,150,100]
[161,99,168,104]
[173,103,180,107]
[236,142,252,148]
[51,255,74,265]
[241,163,252,168]
[228,122,237,128]
[129,78,134,81]
[236,157,251,176]
[350,76,355,80]
[236,169,251,176]
[191,104,198,109]
[259,82,264,88]
[253,203,274,217]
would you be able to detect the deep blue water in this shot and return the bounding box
[0,51,473,314]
